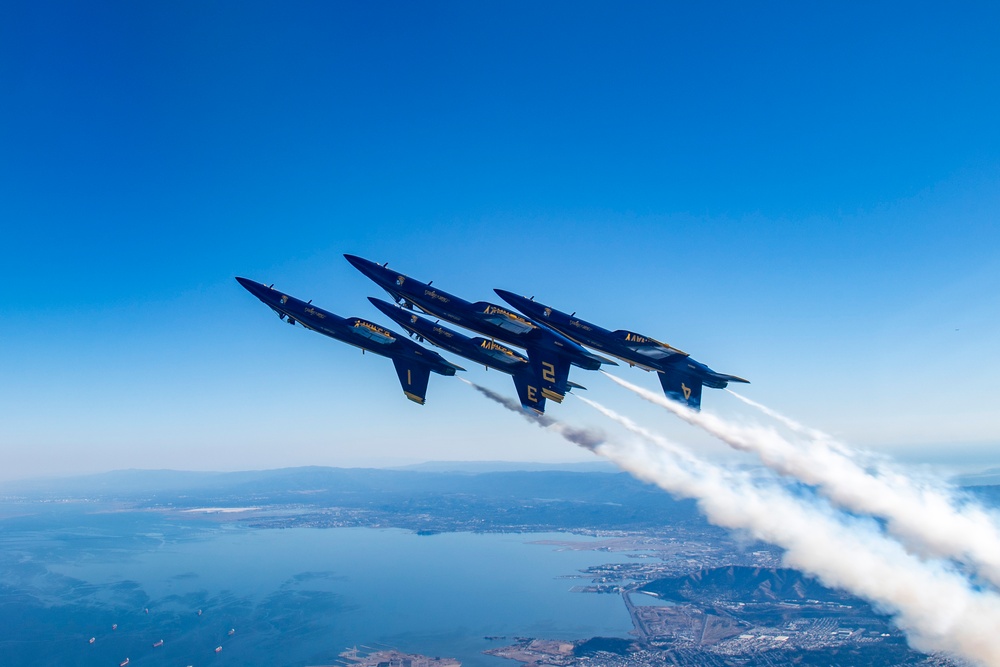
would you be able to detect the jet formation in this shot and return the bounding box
[236,255,747,411]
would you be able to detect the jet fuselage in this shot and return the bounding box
[494,289,748,410]
[345,254,614,404]
[369,297,530,374]
[236,277,460,404]
[370,296,557,413]
[344,255,601,369]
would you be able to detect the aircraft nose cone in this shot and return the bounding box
[367,296,401,321]
[494,289,532,312]
[235,276,261,293]
[343,254,376,274]
[493,288,519,302]
[235,277,275,302]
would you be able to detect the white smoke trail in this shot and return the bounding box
[570,394,1000,666]
[726,386,926,470]
[725,388,831,441]
[724,388,864,461]
[605,371,1000,589]
[458,378,605,447]
[576,395,696,463]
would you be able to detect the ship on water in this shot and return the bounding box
[228,628,235,636]
[152,639,164,647]
[215,646,223,653]
[112,624,118,630]
[119,658,129,666]
[88,637,95,644]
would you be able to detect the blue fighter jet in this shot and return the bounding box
[344,255,615,405]
[236,277,463,404]
[368,297,585,414]
[494,290,748,411]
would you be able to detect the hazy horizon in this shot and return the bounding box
[4,454,999,488]
[0,459,620,485]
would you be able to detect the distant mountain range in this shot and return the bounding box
[0,465,714,534]
[394,460,620,473]
[641,565,861,605]
[5,466,996,536]
[952,467,1000,486]
[0,464,620,496]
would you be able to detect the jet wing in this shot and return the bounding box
[467,337,528,370]
[392,358,433,405]
[476,302,537,335]
[629,345,679,362]
[614,330,688,359]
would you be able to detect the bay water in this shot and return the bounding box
[0,508,637,666]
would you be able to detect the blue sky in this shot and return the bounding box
[2,1,999,481]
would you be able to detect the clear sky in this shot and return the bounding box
[2,1,999,482]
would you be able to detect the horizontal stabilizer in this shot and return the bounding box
[442,359,467,374]
[702,370,749,389]
[584,351,619,367]
[567,381,587,392]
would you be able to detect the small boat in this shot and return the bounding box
[197,609,203,616]
[228,628,235,636]
[120,659,130,667]
[112,624,118,630]
[152,639,164,647]
[88,637,95,644]
[215,645,223,653]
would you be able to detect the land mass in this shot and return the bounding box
[2,467,983,667]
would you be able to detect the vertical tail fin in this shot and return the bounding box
[657,368,703,411]
[391,358,432,405]
[526,351,572,403]
[512,372,547,414]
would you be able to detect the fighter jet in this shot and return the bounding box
[344,254,615,405]
[368,297,585,414]
[236,277,463,404]
[494,290,748,411]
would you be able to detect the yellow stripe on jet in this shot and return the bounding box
[541,388,565,403]
[404,391,426,405]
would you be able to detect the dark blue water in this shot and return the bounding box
[0,507,636,666]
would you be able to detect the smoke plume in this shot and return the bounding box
[571,394,1000,666]
[726,388,831,441]
[604,371,1000,589]
[459,378,605,448]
